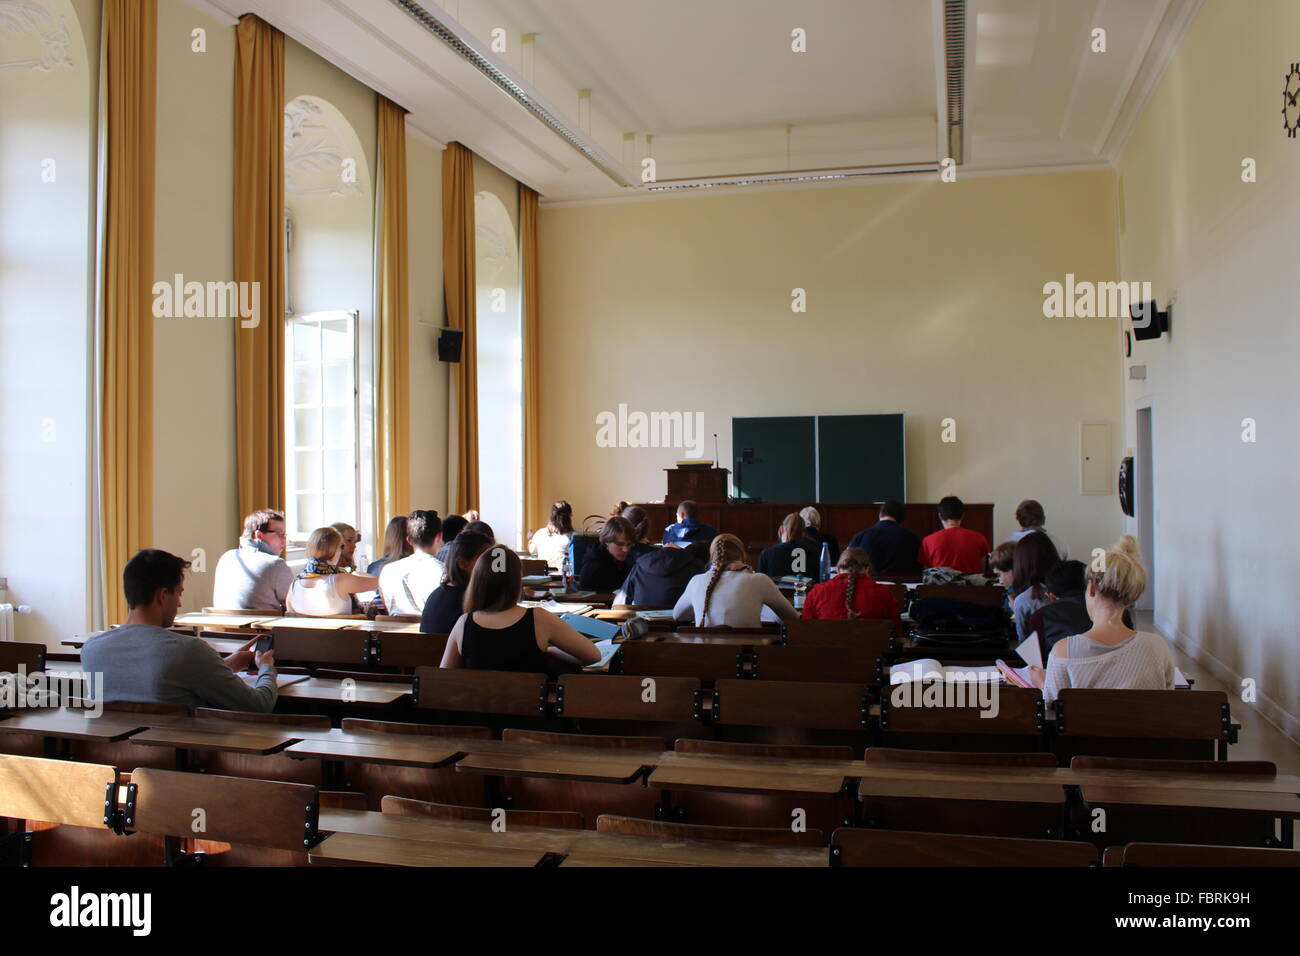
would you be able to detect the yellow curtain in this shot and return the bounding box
[520,185,543,537]
[233,14,286,518]
[442,142,478,513]
[375,98,411,532]
[99,0,157,624]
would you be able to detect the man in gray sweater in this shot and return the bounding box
[82,549,278,712]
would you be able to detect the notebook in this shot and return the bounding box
[583,639,621,672]
[889,660,1002,684]
[560,613,622,641]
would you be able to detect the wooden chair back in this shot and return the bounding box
[128,767,321,851]
[713,679,868,731]
[502,728,666,750]
[1056,689,1230,740]
[1071,756,1274,775]
[372,632,448,668]
[269,627,372,667]
[596,814,824,846]
[866,747,1057,767]
[412,666,548,717]
[880,685,1045,736]
[0,641,46,674]
[749,645,881,684]
[782,619,894,652]
[1118,843,1300,866]
[194,708,330,730]
[555,674,701,723]
[313,669,413,684]
[831,827,1098,866]
[675,738,854,760]
[381,795,584,829]
[341,718,493,739]
[519,558,550,576]
[0,754,116,829]
[616,642,745,681]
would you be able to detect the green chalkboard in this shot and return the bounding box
[732,417,815,502]
[818,414,906,503]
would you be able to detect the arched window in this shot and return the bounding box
[282,95,375,558]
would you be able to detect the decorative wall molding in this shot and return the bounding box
[284,95,364,198]
[0,0,73,71]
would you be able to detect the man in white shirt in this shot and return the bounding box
[1009,499,1069,560]
[378,509,444,616]
[212,509,293,611]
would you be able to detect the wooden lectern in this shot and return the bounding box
[664,467,729,506]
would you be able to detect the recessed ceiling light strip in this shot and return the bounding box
[943,0,967,164]
[388,0,635,187]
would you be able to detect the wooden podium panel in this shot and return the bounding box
[665,468,729,506]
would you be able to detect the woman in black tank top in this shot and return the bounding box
[461,607,549,673]
[438,545,602,673]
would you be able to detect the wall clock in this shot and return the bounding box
[1286,63,1300,138]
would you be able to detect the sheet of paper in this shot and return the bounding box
[239,672,309,688]
[1016,632,1044,669]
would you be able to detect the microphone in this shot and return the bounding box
[713,433,720,469]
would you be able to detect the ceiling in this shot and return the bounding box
[190,0,1203,204]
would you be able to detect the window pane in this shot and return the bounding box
[321,318,352,363]
[293,362,322,406]
[323,405,351,447]
[323,448,352,489]
[293,320,320,363]
[296,492,322,534]
[295,450,323,492]
[294,407,322,448]
[325,491,353,526]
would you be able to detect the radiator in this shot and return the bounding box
[0,603,32,643]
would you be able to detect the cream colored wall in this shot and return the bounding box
[405,135,449,513]
[151,0,238,612]
[539,171,1124,552]
[1117,0,1300,738]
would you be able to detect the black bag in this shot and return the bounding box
[909,596,1012,647]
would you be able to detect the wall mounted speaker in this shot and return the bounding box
[1130,301,1170,341]
[437,328,464,363]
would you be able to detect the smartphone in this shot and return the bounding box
[255,634,273,653]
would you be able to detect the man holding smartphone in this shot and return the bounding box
[82,550,279,712]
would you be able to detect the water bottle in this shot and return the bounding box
[561,553,573,593]
[793,579,806,610]
[818,542,832,583]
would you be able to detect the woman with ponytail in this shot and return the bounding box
[801,547,901,631]
[1031,535,1175,702]
[672,534,798,627]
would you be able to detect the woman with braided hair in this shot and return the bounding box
[801,547,901,632]
[671,534,798,627]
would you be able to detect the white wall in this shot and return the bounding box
[539,171,1126,555]
[0,0,96,647]
[1117,0,1300,738]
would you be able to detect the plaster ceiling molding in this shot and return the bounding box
[284,95,365,198]
[0,0,73,71]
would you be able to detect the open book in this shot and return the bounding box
[582,639,621,673]
[889,659,1002,684]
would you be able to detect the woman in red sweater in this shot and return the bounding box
[802,547,902,633]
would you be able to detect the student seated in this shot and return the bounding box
[1030,535,1174,701]
[367,515,412,575]
[579,516,636,592]
[421,531,492,634]
[988,540,1017,614]
[440,546,600,672]
[617,541,708,607]
[212,508,293,611]
[847,499,921,577]
[463,519,495,542]
[1025,560,1091,654]
[1009,498,1069,560]
[799,506,840,564]
[662,499,718,545]
[434,514,468,565]
[759,513,822,578]
[673,534,799,627]
[82,549,278,712]
[620,505,657,557]
[286,526,379,616]
[1010,531,1062,641]
[527,500,573,570]
[917,496,990,574]
[378,510,445,616]
[802,548,901,630]
[330,521,360,571]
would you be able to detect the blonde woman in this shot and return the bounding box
[1030,535,1174,702]
[286,526,378,616]
[673,534,799,627]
